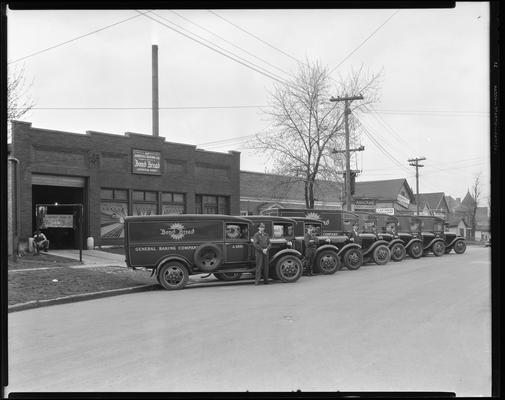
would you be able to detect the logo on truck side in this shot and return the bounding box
[160,223,195,240]
[305,212,330,226]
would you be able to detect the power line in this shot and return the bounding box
[365,112,416,157]
[144,11,294,88]
[19,105,266,110]
[147,11,294,85]
[358,118,412,174]
[167,10,295,79]
[207,9,305,67]
[359,119,412,174]
[329,10,400,74]
[373,108,489,115]
[139,11,297,89]
[8,11,150,64]
[372,110,489,117]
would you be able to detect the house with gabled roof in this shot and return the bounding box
[347,178,416,215]
[415,192,450,219]
[453,190,490,241]
[446,214,471,239]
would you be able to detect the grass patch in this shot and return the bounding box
[8,253,79,270]
[8,266,156,305]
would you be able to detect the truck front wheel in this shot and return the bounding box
[315,250,340,274]
[275,255,302,283]
[343,248,363,270]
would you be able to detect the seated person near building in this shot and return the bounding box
[33,230,50,254]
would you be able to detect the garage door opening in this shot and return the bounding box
[32,185,85,249]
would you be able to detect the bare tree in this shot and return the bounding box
[251,61,381,208]
[7,65,35,141]
[469,173,482,241]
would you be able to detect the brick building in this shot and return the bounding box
[8,121,241,251]
[240,171,342,215]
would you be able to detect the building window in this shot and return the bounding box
[195,195,230,214]
[161,192,186,215]
[133,190,158,216]
[100,188,128,239]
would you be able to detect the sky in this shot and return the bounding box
[6,3,491,205]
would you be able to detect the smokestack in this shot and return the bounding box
[152,44,159,137]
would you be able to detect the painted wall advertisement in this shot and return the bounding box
[132,149,161,175]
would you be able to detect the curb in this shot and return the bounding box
[8,284,160,313]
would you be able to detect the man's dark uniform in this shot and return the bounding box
[349,223,361,245]
[304,228,317,275]
[253,227,271,285]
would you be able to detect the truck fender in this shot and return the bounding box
[337,243,361,257]
[270,249,303,266]
[314,244,340,256]
[388,238,404,248]
[155,255,193,275]
[424,237,445,250]
[405,238,423,250]
[447,237,465,248]
[362,240,389,257]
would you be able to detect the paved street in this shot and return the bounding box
[7,246,491,395]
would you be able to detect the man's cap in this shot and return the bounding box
[258,223,265,229]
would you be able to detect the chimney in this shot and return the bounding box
[152,44,159,137]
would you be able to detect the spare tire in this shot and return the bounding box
[194,244,223,272]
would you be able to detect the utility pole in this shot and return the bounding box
[330,95,364,211]
[408,157,426,216]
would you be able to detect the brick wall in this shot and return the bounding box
[11,121,241,247]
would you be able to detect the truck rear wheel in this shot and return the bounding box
[158,261,189,290]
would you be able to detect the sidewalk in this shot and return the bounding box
[44,248,128,268]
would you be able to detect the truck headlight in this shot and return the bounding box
[287,241,293,247]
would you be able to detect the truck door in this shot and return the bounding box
[224,222,250,263]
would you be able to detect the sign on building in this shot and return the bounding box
[42,214,74,228]
[132,149,161,175]
[353,198,376,211]
[396,193,410,208]
[376,207,395,215]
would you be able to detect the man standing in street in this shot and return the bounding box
[304,225,317,276]
[253,222,271,285]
